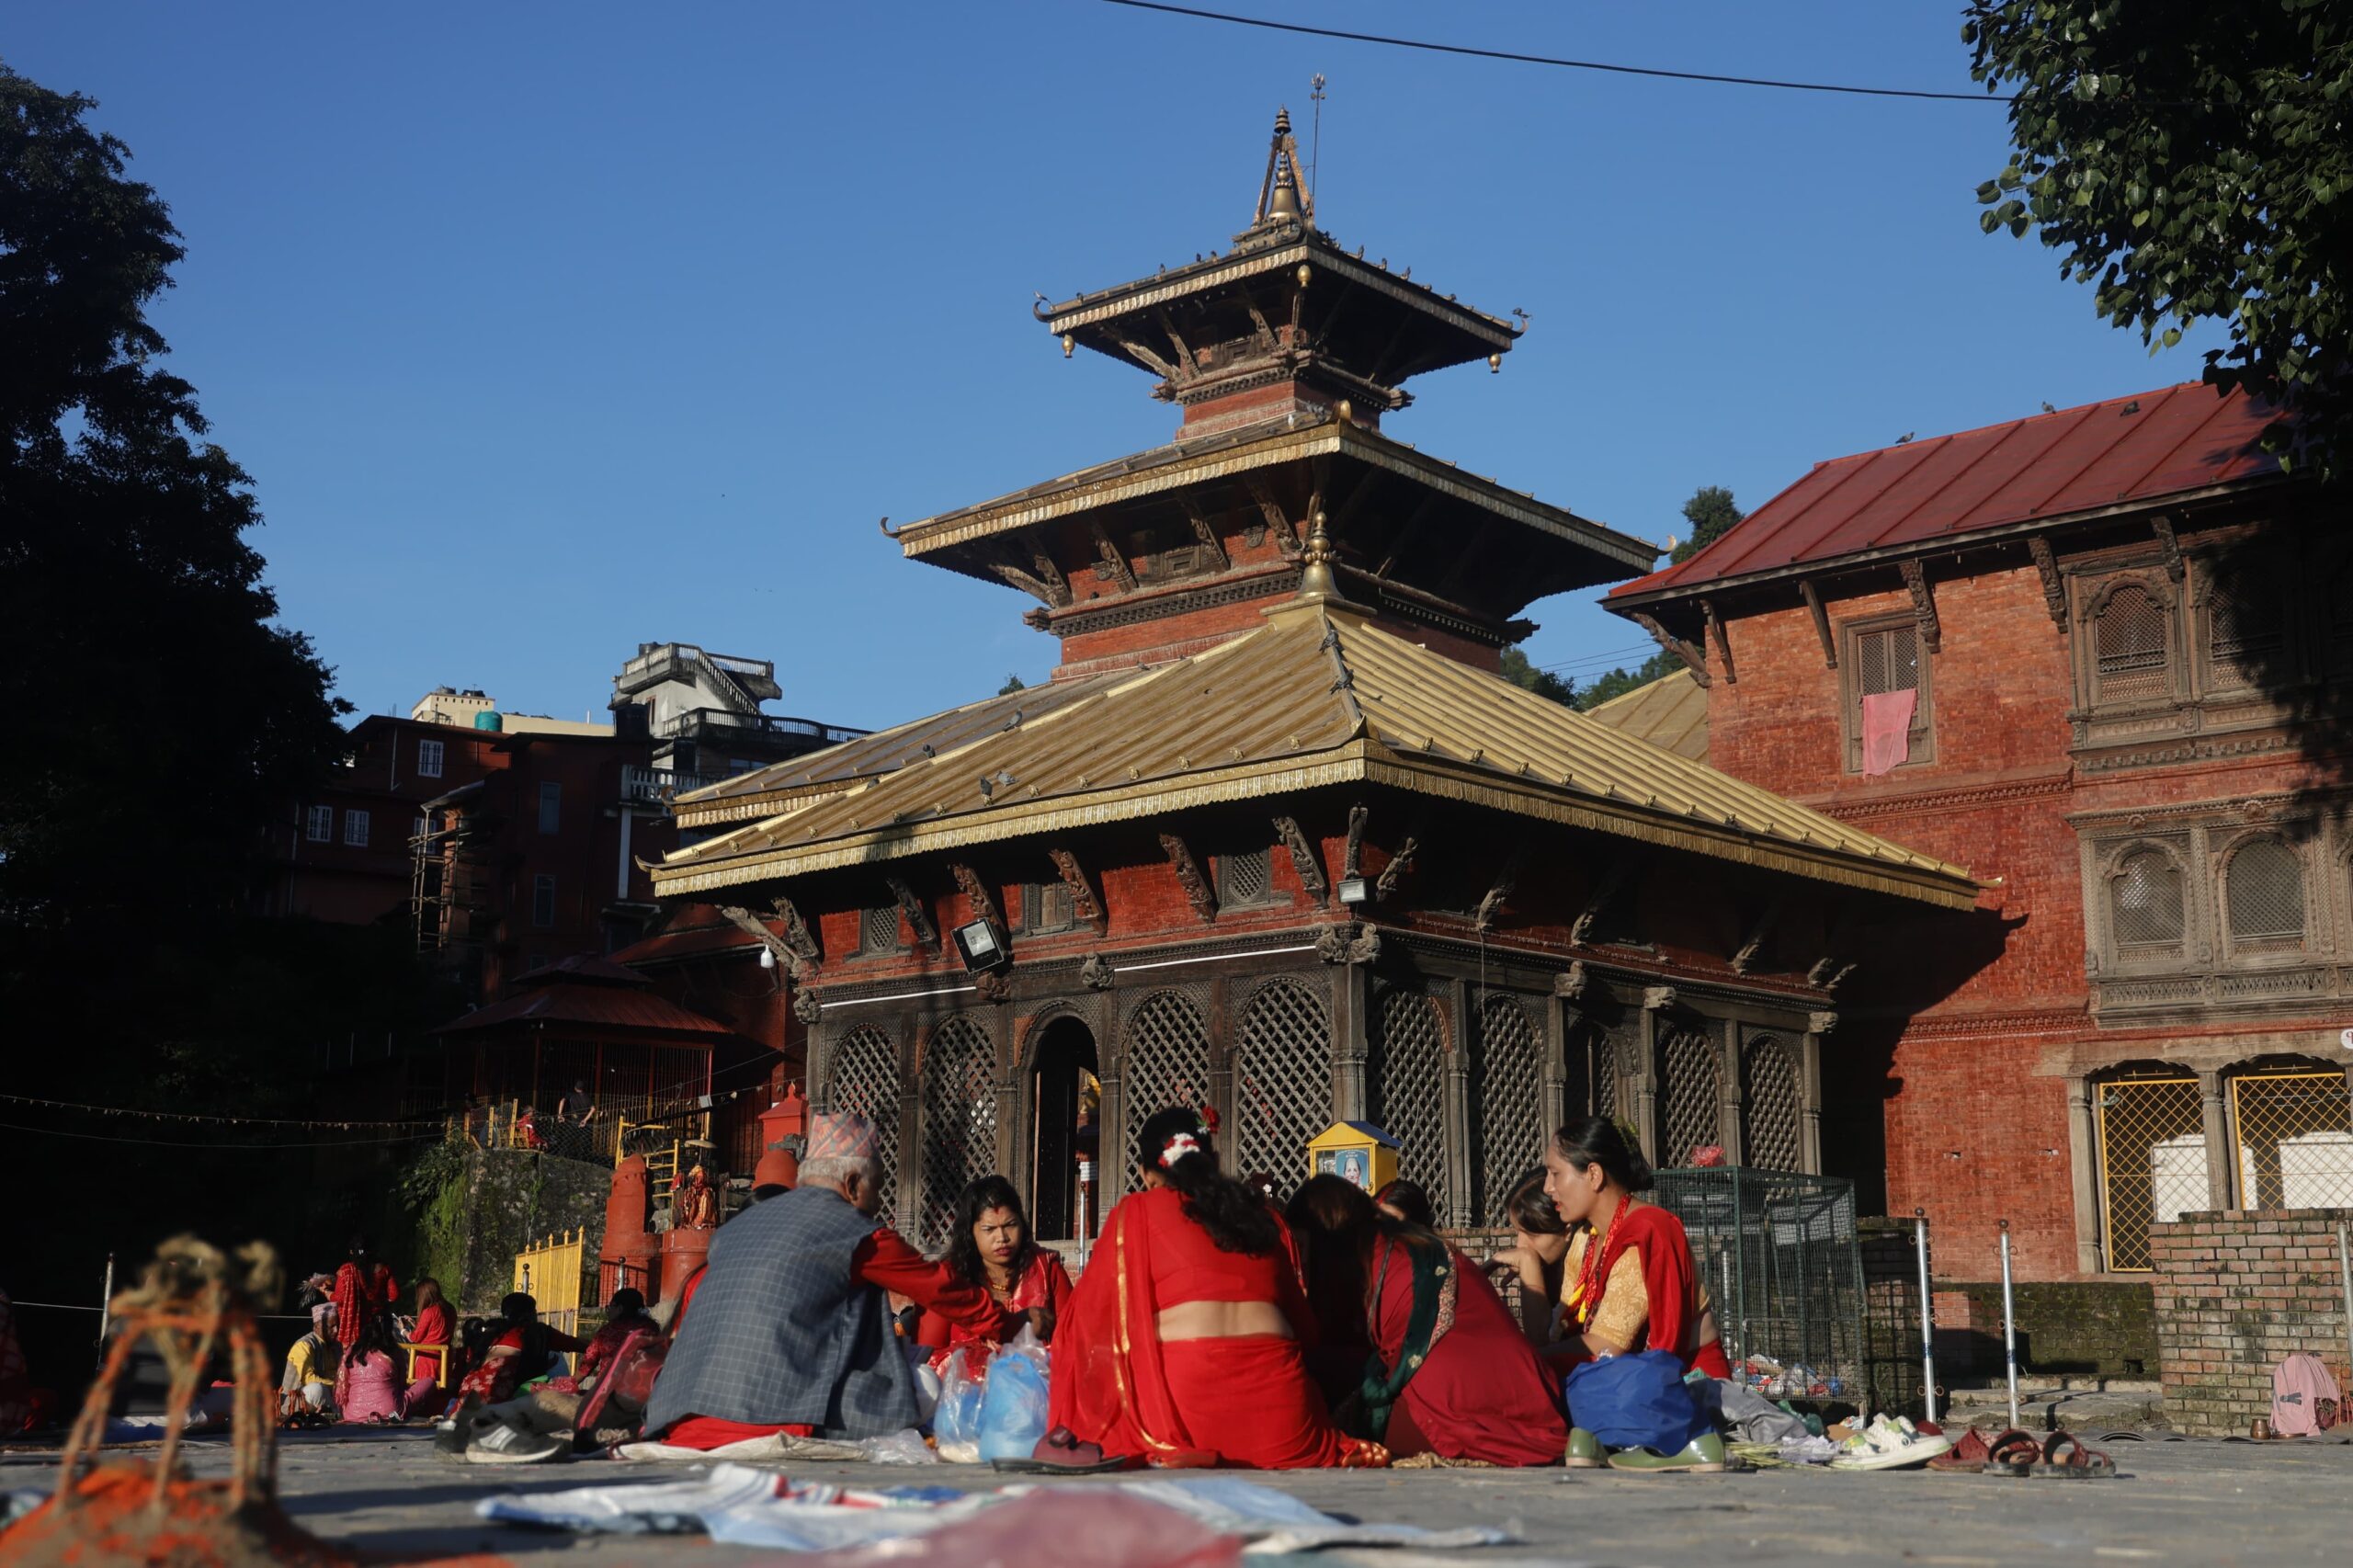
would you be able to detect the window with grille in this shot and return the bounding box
[1740,1036,1802,1173]
[1660,1023,1722,1169]
[1232,980,1332,1183]
[1842,619,1929,771]
[417,738,445,778]
[917,1017,998,1250]
[2109,850,2186,953]
[1024,881,1076,936]
[343,809,370,847]
[859,905,902,955]
[1472,996,1545,1222]
[538,781,562,835]
[1218,847,1273,907]
[532,874,556,928]
[1120,991,1211,1191]
[306,804,334,842]
[1370,989,1449,1210]
[827,1025,901,1212]
[2225,837,2305,949]
[2093,584,2170,704]
[1593,1036,1618,1119]
[2094,1073,2203,1270]
[2204,565,2285,690]
[2230,1068,2353,1210]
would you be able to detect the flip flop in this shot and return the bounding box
[1927,1426,1993,1471]
[990,1454,1130,1474]
[2031,1431,2116,1479]
[1982,1428,2043,1477]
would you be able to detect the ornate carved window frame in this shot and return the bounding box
[2075,569,2184,712]
[1836,612,1934,774]
[2097,838,2194,968]
[2214,828,2313,961]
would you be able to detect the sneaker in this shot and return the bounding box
[433,1395,484,1458]
[464,1415,567,1465]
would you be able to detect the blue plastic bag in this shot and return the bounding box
[975,1331,1052,1462]
[1563,1349,1711,1454]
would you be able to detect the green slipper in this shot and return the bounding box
[1605,1431,1729,1473]
[1566,1426,1606,1468]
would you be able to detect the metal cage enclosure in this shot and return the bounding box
[1652,1166,1864,1394]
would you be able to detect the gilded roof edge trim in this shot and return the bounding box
[1044,244,1518,344]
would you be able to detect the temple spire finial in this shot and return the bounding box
[1254,107,1313,229]
[1296,511,1339,601]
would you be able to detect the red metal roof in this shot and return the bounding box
[435,954,737,1041]
[1609,382,2282,602]
[608,903,763,966]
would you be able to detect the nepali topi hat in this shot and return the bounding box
[806,1111,881,1164]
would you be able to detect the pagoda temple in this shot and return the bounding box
[652,112,1978,1252]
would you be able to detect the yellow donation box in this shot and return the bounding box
[1306,1121,1402,1193]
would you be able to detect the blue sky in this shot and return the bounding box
[8,3,2224,728]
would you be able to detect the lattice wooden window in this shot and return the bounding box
[2109,850,2186,952]
[1218,847,1273,907]
[1843,620,1929,770]
[1370,989,1449,1209]
[2204,565,2285,690]
[1593,1036,1618,1119]
[1660,1023,1722,1169]
[1023,882,1075,936]
[916,1017,998,1251]
[1120,991,1211,1192]
[2093,584,2171,704]
[1740,1035,1802,1173]
[826,1024,901,1212]
[859,905,902,955]
[2226,837,2305,949]
[1232,980,1333,1184]
[1471,996,1545,1222]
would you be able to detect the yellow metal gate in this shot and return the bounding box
[2230,1070,2353,1210]
[512,1228,586,1372]
[2095,1075,2203,1271]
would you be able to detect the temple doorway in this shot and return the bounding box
[1029,1017,1099,1242]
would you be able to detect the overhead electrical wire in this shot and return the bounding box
[1097,0,2010,104]
[0,1092,443,1130]
[0,1119,449,1151]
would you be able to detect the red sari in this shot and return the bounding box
[409,1302,454,1384]
[1562,1201,1731,1378]
[1368,1236,1566,1467]
[915,1251,1074,1355]
[1049,1187,1364,1469]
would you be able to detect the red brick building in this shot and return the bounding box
[647,113,1979,1264]
[1607,382,2351,1281]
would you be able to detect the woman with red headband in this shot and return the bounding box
[1044,1106,1387,1470]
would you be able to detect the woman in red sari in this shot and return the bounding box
[916,1176,1074,1355]
[407,1278,455,1389]
[1288,1176,1566,1466]
[1046,1108,1386,1470]
[1542,1116,1730,1379]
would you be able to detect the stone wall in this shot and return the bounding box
[2150,1208,2353,1436]
[404,1144,611,1315]
[1931,1281,2157,1378]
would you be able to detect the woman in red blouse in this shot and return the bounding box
[916,1176,1073,1355]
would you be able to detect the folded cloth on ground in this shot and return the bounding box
[476,1466,1517,1554]
[1700,1379,1813,1445]
[612,1433,869,1463]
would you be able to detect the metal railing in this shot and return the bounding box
[646,706,869,745]
[620,765,723,804]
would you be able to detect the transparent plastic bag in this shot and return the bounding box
[855,1426,940,1465]
[933,1346,986,1463]
[977,1327,1052,1462]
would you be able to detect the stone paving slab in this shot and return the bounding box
[7,1430,2350,1566]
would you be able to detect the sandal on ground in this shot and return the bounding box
[2030,1431,2116,1479]
[1981,1427,2043,1477]
[1565,1427,1606,1469]
[993,1427,1130,1474]
[1927,1426,1994,1471]
[1607,1431,1730,1473]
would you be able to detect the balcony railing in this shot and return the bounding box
[620,765,724,804]
[647,706,870,745]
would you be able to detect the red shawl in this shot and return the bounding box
[1575,1201,1729,1376]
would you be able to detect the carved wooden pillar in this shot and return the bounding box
[1540,993,1571,1135]
[1719,1021,1745,1165]
[1633,994,1665,1168]
[1333,961,1370,1124]
[894,1024,922,1239]
[2199,1069,2232,1210]
[809,1012,837,1114]
[1443,977,1473,1228]
[1207,974,1236,1154]
[2066,1078,2102,1275]
[1801,1017,1831,1176]
[995,1014,1022,1195]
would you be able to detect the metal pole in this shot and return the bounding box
[1999,1219,2020,1432]
[2337,1223,2353,1386]
[95,1253,115,1367]
[1914,1208,1938,1426]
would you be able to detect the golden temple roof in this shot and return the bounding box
[1582,670,1710,763]
[653,603,1977,909]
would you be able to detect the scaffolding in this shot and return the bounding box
[410,788,494,963]
[1653,1166,1865,1394]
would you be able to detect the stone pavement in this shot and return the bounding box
[6,1428,2348,1566]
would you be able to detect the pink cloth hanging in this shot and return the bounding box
[1859,689,1916,778]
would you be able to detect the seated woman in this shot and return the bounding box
[342,1312,439,1423]
[1371,1177,1435,1230]
[1486,1168,1573,1354]
[1288,1176,1566,1467]
[1543,1116,1730,1380]
[1049,1107,1386,1470]
[458,1292,586,1405]
[916,1176,1074,1355]
[405,1278,454,1390]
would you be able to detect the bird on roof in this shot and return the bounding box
[2041,402,2057,413]
[1895,432,1915,444]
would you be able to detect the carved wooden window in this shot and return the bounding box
[1592,1036,1618,1119]
[2202,562,2286,692]
[1740,1035,1802,1173]
[1840,618,1930,772]
[2093,584,2171,704]
[858,905,902,956]
[1217,847,1274,908]
[2225,837,2305,951]
[1232,980,1332,1184]
[1659,1021,1722,1169]
[1022,882,1076,936]
[2109,849,2186,954]
[1120,991,1211,1192]
[1370,989,1449,1210]
[1472,996,1545,1222]
[827,1024,901,1211]
[917,1017,997,1251]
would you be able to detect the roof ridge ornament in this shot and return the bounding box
[1253,107,1313,231]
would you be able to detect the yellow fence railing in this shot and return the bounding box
[513,1227,586,1374]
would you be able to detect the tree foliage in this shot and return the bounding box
[997,673,1026,695]
[1573,651,1680,711]
[1670,485,1744,564]
[0,63,348,916]
[1496,646,1576,706]
[1964,1,2352,475]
